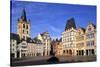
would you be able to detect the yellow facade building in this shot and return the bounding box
[55,42,63,56]
[62,18,77,56]
[76,27,85,56]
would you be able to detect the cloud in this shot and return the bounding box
[49,26,61,33]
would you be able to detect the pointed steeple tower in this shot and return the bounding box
[65,18,76,31]
[17,8,30,40]
[21,8,27,22]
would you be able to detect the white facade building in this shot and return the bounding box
[62,18,77,56]
[62,27,77,56]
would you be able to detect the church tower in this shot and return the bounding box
[17,9,30,40]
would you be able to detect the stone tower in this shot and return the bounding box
[17,9,30,40]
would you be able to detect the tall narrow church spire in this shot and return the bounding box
[21,8,27,22]
[65,18,76,31]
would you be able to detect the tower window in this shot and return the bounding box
[26,25,28,29]
[27,31,28,34]
[23,30,24,33]
[23,24,25,28]
[23,36,25,40]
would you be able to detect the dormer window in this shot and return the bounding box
[27,31,28,34]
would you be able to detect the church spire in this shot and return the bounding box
[21,8,27,22]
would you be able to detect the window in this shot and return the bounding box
[13,44,14,46]
[23,36,25,39]
[63,50,65,53]
[91,41,94,46]
[23,30,24,33]
[86,41,90,46]
[86,41,94,46]
[71,32,74,36]
[66,50,68,53]
[86,33,94,39]
[23,24,25,28]
[27,31,28,34]
[69,50,72,55]
[92,49,94,55]
[88,27,91,31]
[26,25,28,29]
[90,33,94,38]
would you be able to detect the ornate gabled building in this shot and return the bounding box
[37,32,51,56]
[62,18,77,56]
[76,27,85,56]
[17,9,30,40]
[27,31,51,57]
[85,23,96,56]
[52,38,63,56]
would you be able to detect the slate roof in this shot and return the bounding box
[33,37,42,44]
[21,8,27,22]
[10,33,20,44]
[65,18,76,31]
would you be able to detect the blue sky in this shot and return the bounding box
[11,1,96,39]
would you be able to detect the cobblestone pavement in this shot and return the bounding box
[11,55,96,66]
